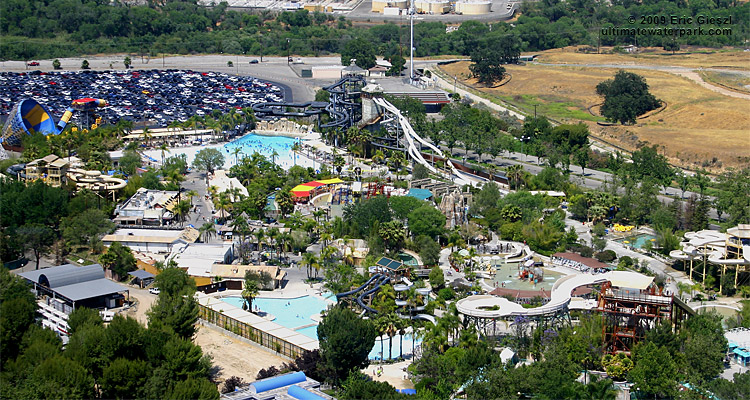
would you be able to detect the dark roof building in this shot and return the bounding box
[19,264,130,311]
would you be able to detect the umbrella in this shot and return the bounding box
[458,249,470,257]
[291,178,345,198]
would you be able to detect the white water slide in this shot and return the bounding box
[373,97,477,187]
[456,271,659,319]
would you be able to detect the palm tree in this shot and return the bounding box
[301,252,319,280]
[270,150,279,165]
[372,150,385,165]
[173,200,191,226]
[140,127,153,148]
[373,315,388,362]
[506,164,524,190]
[266,227,280,260]
[185,189,198,207]
[242,274,260,312]
[254,229,266,255]
[232,147,243,165]
[397,317,407,360]
[158,142,170,167]
[199,222,216,243]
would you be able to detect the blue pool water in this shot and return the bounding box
[616,234,657,249]
[221,295,331,336]
[221,295,422,359]
[223,133,301,169]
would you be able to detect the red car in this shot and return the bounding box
[27,61,40,66]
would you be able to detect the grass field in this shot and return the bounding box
[439,48,750,170]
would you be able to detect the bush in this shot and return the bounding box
[618,255,634,268]
[595,250,617,263]
[437,287,455,301]
[221,376,245,394]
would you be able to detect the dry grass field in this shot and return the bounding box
[438,48,750,170]
[534,46,750,70]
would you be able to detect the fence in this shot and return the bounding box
[197,302,308,359]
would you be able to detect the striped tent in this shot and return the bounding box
[291,178,343,198]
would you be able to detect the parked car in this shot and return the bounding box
[149,287,160,295]
[249,59,259,64]
[27,61,40,66]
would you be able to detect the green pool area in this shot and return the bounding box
[695,305,740,328]
[491,262,563,290]
[399,252,419,267]
[615,234,657,249]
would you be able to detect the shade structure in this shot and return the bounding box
[291,178,344,198]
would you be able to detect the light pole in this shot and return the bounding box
[287,39,291,64]
[408,0,416,84]
[453,75,457,94]
[519,135,530,161]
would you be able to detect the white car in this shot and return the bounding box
[149,287,160,295]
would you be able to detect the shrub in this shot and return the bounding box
[595,250,617,263]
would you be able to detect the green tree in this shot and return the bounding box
[317,305,377,385]
[428,266,445,289]
[147,268,199,339]
[192,148,225,174]
[100,358,151,400]
[412,163,429,180]
[629,342,678,398]
[407,205,446,239]
[123,56,131,69]
[378,220,406,254]
[119,149,142,175]
[16,223,54,270]
[60,208,114,251]
[417,235,441,267]
[469,45,507,86]
[0,268,37,363]
[31,355,95,399]
[241,270,262,312]
[66,307,102,337]
[99,242,137,279]
[339,371,405,400]
[596,70,661,125]
[168,377,219,400]
[52,58,61,69]
[81,59,90,69]
[340,38,375,69]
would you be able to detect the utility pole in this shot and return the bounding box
[409,0,415,84]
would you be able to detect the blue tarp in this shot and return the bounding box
[406,188,433,201]
[397,389,417,395]
[288,385,326,400]
[252,371,307,393]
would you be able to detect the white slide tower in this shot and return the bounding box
[373,97,478,187]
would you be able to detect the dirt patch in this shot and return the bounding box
[194,323,288,386]
[439,56,750,170]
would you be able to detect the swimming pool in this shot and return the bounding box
[221,295,332,338]
[220,295,422,359]
[616,234,657,249]
[222,133,301,169]
[399,253,419,267]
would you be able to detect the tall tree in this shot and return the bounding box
[596,70,661,125]
[317,305,377,385]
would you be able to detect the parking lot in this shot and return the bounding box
[0,69,286,129]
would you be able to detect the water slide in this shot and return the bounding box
[372,97,474,187]
[67,168,127,190]
[505,245,534,263]
[335,273,391,314]
[669,230,750,266]
[252,76,365,129]
[2,98,108,147]
[456,271,660,319]
[336,273,381,300]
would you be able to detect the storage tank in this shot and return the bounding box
[454,0,491,15]
[415,0,450,13]
[372,0,407,12]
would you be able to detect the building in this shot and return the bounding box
[24,154,70,187]
[222,371,332,400]
[207,264,286,291]
[209,170,249,202]
[19,264,130,311]
[102,227,200,253]
[114,188,180,226]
